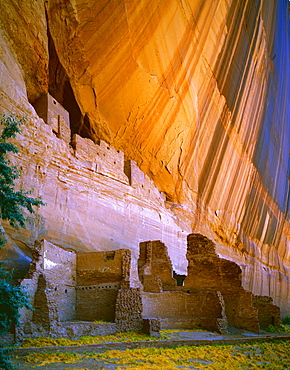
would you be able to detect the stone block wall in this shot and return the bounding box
[138,240,177,292]
[72,134,129,184]
[184,233,260,333]
[124,159,165,204]
[184,234,242,291]
[31,273,60,333]
[26,239,77,323]
[76,250,130,285]
[115,288,143,332]
[76,249,131,322]
[143,318,161,337]
[17,241,136,339]
[124,159,145,187]
[141,291,228,333]
[16,239,77,340]
[76,284,120,322]
[222,290,259,333]
[253,295,281,328]
[40,240,77,321]
[34,93,71,143]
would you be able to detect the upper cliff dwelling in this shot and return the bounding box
[0,0,289,341]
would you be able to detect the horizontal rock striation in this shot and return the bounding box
[0,1,289,314]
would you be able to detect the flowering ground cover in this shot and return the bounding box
[15,339,290,369]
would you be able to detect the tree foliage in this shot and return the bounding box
[0,114,44,247]
[0,113,44,369]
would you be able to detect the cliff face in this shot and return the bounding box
[0,1,290,314]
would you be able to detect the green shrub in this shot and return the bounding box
[281,315,290,325]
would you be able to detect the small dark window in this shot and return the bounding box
[104,251,115,261]
[173,271,186,286]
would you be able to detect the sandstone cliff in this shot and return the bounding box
[0,1,289,314]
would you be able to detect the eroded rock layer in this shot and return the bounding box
[0,1,289,314]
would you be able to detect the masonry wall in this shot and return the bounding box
[115,288,143,332]
[141,291,227,332]
[138,240,177,292]
[76,249,131,322]
[72,134,129,185]
[34,93,71,143]
[41,240,77,321]
[77,251,125,285]
[76,284,120,322]
[184,233,260,332]
[253,295,281,328]
[16,239,77,340]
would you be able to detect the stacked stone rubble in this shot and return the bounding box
[115,288,143,332]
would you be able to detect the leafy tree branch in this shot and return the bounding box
[0,113,44,369]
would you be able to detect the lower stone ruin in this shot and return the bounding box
[14,234,280,342]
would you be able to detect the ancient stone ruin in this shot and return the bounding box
[15,234,280,341]
[0,1,289,348]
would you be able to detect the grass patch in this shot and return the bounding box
[281,315,290,325]
[93,319,112,324]
[265,324,290,333]
[23,340,290,369]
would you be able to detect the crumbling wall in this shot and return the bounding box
[138,235,280,334]
[138,238,228,333]
[142,291,228,333]
[40,240,76,321]
[253,295,281,328]
[17,239,76,339]
[76,249,131,322]
[184,234,260,333]
[184,234,242,291]
[138,240,176,292]
[32,273,60,333]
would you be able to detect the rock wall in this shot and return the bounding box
[0,0,290,315]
